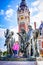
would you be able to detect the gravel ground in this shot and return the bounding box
[0,61,36,65]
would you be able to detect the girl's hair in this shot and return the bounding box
[15,41,19,43]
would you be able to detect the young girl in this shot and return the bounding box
[12,41,20,57]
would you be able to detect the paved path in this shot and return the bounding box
[0,61,36,65]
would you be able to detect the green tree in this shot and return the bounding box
[0,50,2,57]
[3,51,7,56]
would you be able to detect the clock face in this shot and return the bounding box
[20,16,24,20]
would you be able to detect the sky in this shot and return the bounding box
[0,0,43,52]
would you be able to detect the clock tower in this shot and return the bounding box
[17,0,30,32]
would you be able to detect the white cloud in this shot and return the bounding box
[32,1,40,6]
[29,7,38,15]
[16,5,19,8]
[38,2,43,12]
[0,25,5,28]
[0,28,5,38]
[5,8,15,22]
[8,5,11,8]
[6,8,14,17]
[0,28,6,52]
[30,16,41,29]
[0,10,4,15]
[30,0,43,29]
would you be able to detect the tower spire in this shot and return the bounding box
[21,0,26,2]
[22,0,25,1]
